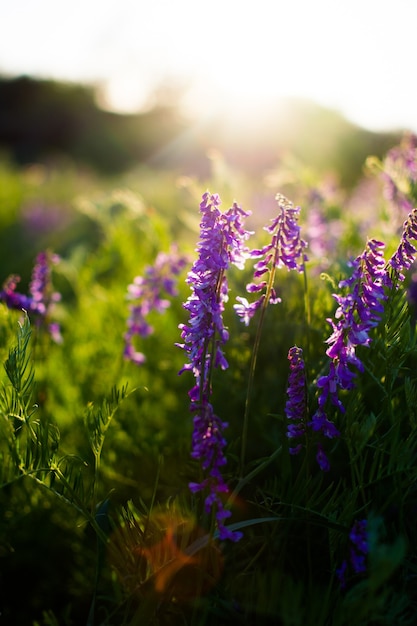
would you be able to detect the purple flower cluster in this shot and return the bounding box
[0,252,62,341]
[381,133,417,214]
[311,240,389,467]
[29,251,61,315]
[285,346,307,455]
[178,193,251,382]
[124,246,189,365]
[0,275,35,313]
[388,207,417,282]
[234,193,307,325]
[178,192,251,541]
[336,519,368,589]
[310,209,417,469]
[285,346,332,471]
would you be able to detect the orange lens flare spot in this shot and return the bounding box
[109,510,224,602]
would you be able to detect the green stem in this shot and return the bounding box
[302,261,311,361]
[91,451,100,515]
[240,256,279,476]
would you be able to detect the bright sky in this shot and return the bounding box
[1,0,417,132]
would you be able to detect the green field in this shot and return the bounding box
[1,129,417,625]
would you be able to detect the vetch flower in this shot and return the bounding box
[349,519,368,572]
[337,519,368,589]
[178,191,250,541]
[178,193,251,383]
[234,193,307,325]
[30,251,62,341]
[388,207,417,282]
[29,251,61,316]
[124,246,189,365]
[316,443,331,472]
[311,240,389,463]
[0,275,34,313]
[0,252,62,341]
[285,346,307,454]
[285,346,336,470]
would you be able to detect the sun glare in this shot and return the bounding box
[3,0,417,132]
[181,77,285,128]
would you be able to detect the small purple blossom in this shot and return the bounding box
[0,275,35,313]
[29,251,61,316]
[285,346,307,454]
[0,252,62,341]
[178,192,250,542]
[316,443,330,472]
[388,207,417,282]
[30,251,62,342]
[21,203,69,235]
[124,246,189,365]
[234,193,307,326]
[337,519,368,589]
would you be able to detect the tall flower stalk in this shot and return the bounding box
[318,206,417,411]
[312,206,417,470]
[311,239,388,467]
[178,192,250,541]
[234,194,307,472]
[285,346,307,455]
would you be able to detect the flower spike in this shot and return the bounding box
[178,192,250,541]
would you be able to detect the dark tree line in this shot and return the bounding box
[0,75,400,185]
[0,75,186,172]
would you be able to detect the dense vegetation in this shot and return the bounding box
[1,112,417,625]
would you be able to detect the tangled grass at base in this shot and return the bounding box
[2,136,417,624]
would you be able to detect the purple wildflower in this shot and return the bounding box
[316,443,331,472]
[124,246,189,365]
[0,252,62,341]
[234,193,307,325]
[309,240,389,470]
[312,240,388,436]
[0,275,35,313]
[388,207,417,282]
[337,519,368,589]
[30,251,62,341]
[349,519,368,572]
[285,346,334,469]
[178,191,251,542]
[285,346,307,454]
[29,251,61,316]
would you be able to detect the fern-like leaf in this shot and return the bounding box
[84,384,129,460]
